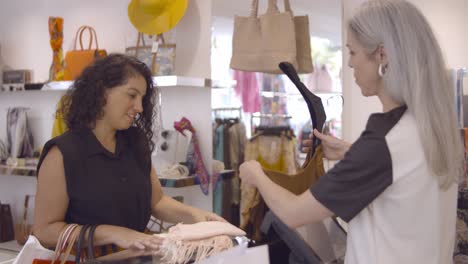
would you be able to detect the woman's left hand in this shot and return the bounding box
[191,209,227,223]
[239,160,265,188]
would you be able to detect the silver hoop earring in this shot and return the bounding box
[378,64,386,77]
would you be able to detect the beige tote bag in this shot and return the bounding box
[230,0,313,74]
[287,0,314,73]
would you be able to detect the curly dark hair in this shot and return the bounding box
[59,53,156,158]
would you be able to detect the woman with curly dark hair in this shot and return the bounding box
[33,54,225,259]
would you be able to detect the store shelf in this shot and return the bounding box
[152,76,212,88]
[39,76,214,91]
[0,164,235,188]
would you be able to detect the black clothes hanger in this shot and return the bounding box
[250,126,294,141]
[279,62,326,154]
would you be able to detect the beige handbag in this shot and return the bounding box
[230,0,313,74]
[289,0,314,73]
[126,33,176,76]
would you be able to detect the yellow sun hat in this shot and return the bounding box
[128,0,188,35]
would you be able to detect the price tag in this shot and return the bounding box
[152,41,159,53]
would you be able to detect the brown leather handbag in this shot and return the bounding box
[63,25,107,80]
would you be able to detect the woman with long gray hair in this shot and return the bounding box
[239,0,464,263]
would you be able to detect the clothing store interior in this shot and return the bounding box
[0,0,467,263]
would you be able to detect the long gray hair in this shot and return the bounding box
[348,0,464,189]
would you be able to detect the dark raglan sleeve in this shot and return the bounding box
[310,130,393,222]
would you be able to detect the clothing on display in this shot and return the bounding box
[212,112,246,226]
[174,117,210,195]
[306,64,333,93]
[233,70,261,113]
[241,132,298,241]
[255,74,290,128]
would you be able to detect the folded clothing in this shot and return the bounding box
[166,221,246,241]
[155,221,246,264]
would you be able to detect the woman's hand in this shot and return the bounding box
[190,208,227,223]
[239,160,265,188]
[303,129,351,160]
[108,227,163,251]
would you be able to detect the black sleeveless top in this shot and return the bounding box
[37,127,152,232]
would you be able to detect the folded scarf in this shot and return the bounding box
[156,221,246,264]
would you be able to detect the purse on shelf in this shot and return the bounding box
[0,201,15,242]
[126,33,176,76]
[230,0,313,74]
[15,195,34,245]
[63,25,107,80]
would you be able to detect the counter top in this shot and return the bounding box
[82,256,155,264]
[0,241,20,264]
[0,164,235,188]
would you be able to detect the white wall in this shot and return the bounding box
[342,0,468,142]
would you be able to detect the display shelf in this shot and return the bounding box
[0,163,234,188]
[39,76,214,91]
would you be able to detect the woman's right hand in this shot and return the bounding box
[302,129,351,160]
[108,227,163,251]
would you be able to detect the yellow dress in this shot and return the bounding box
[240,135,297,233]
[51,96,68,138]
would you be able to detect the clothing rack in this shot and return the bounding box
[250,113,292,133]
[212,107,242,120]
[212,107,243,111]
[251,113,292,119]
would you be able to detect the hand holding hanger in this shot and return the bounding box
[301,129,351,161]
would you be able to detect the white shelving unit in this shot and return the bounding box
[39,76,213,91]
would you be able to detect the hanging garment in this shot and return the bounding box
[213,124,225,162]
[174,117,210,195]
[228,122,247,206]
[241,62,327,242]
[306,64,333,93]
[241,134,298,239]
[51,95,69,138]
[233,70,261,113]
[223,123,232,169]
